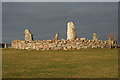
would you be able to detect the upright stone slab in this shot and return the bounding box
[54,33,59,40]
[52,33,59,43]
[67,22,77,40]
[93,33,98,41]
[25,29,33,42]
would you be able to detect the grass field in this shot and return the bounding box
[2,48,118,78]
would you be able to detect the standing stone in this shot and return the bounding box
[54,33,59,40]
[67,22,77,41]
[93,33,98,41]
[61,39,66,43]
[52,33,59,43]
[4,43,7,48]
[25,29,33,42]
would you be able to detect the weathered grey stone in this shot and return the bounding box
[11,25,118,50]
[67,22,77,40]
[52,33,59,43]
[25,29,33,42]
[55,33,59,40]
[93,33,98,41]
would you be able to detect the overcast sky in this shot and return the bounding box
[2,2,118,43]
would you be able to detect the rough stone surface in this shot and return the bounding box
[52,33,59,42]
[67,22,77,41]
[11,26,118,50]
[93,33,98,41]
[11,38,117,50]
[55,33,59,40]
[25,29,33,42]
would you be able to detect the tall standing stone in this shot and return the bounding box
[25,29,33,42]
[93,33,98,41]
[4,43,7,48]
[54,33,59,40]
[67,22,77,40]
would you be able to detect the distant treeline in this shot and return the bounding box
[0,43,11,48]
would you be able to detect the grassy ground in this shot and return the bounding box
[2,48,118,78]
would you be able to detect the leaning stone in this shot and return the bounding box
[25,29,33,42]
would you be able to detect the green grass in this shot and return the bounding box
[2,48,118,78]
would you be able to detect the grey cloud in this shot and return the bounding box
[2,2,118,43]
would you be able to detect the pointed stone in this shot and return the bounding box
[54,33,59,40]
[25,29,33,42]
[93,33,98,41]
[52,33,59,43]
